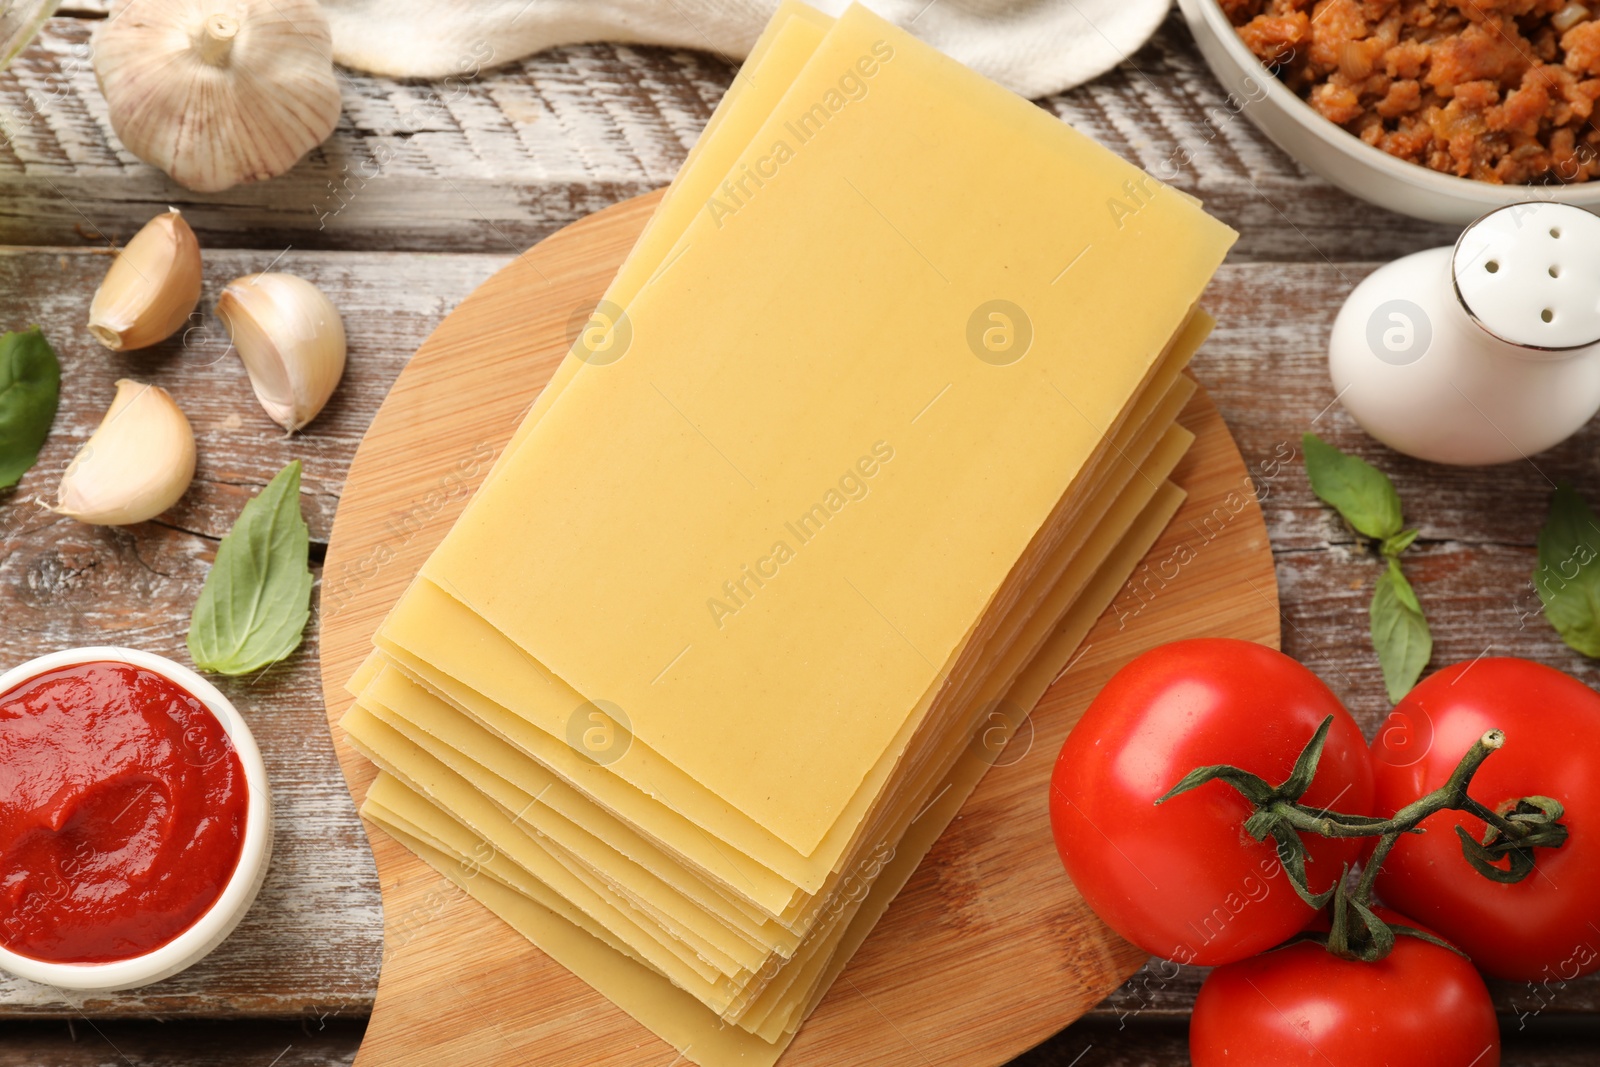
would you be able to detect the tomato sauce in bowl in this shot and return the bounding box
[0,661,249,964]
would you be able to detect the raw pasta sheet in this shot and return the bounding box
[406,2,1233,857]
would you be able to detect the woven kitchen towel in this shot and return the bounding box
[321,0,1164,99]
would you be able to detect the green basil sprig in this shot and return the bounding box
[188,460,314,675]
[1302,433,1431,702]
[1370,560,1430,704]
[1533,484,1600,658]
[0,327,61,490]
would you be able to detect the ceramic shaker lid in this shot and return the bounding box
[1453,201,1600,351]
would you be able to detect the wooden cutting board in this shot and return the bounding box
[318,190,1280,1067]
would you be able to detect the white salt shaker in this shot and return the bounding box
[1328,201,1600,466]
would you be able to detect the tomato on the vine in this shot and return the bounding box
[1190,909,1499,1067]
[1049,638,1374,966]
[1371,657,1600,981]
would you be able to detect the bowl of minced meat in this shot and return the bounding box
[1178,0,1600,220]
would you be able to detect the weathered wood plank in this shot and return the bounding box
[0,247,515,540]
[6,5,1600,1057]
[0,15,1458,260]
[1092,948,1600,1022]
[1192,261,1600,716]
[1,1016,1598,1066]
[6,245,1600,1024]
[1026,1017,1600,1066]
[0,18,718,255]
[0,1019,366,1066]
[0,249,510,1017]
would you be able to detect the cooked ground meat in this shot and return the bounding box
[1228,0,1600,182]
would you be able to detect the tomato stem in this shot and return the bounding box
[1158,721,1568,961]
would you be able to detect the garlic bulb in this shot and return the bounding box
[57,380,196,526]
[215,272,346,432]
[92,0,342,193]
[88,208,203,351]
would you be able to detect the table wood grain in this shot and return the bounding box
[2,6,1598,1064]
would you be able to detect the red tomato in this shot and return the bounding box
[1190,911,1500,1067]
[1371,657,1600,981]
[1049,639,1373,966]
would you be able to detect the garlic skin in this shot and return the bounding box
[88,209,203,351]
[92,0,342,193]
[215,273,347,433]
[56,380,197,526]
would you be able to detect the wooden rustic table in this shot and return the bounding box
[3,6,1599,1065]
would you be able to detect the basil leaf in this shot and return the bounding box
[188,461,314,675]
[0,327,61,490]
[1381,528,1420,558]
[1303,433,1403,542]
[1533,483,1600,657]
[1370,559,1431,703]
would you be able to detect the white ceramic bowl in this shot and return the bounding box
[1178,0,1600,224]
[0,647,273,991]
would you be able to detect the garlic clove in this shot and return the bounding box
[215,273,347,433]
[91,0,342,193]
[87,208,203,352]
[56,380,196,526]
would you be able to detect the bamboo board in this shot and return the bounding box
[318,190,1281,1067]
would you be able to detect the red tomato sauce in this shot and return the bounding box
[0,661,248,964]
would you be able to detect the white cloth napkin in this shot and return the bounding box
[321,0,1168,100]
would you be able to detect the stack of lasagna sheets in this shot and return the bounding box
[340,3,1235,1063]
